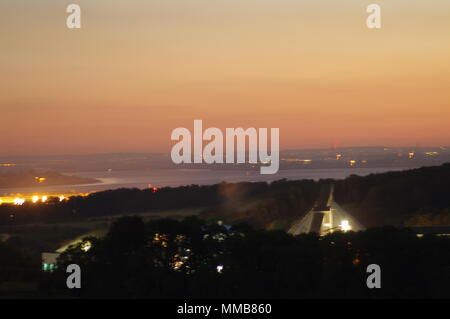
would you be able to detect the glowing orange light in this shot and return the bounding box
[34,177,46,183]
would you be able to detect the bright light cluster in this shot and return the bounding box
[340,220,351,232]
[14,198,25,205]
[81,241,92,252]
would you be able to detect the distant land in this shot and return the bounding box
[0,146,448,172]
[0,170,99,189]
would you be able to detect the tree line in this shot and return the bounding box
[39,216,450,298]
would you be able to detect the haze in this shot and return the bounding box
[1,0,449,156]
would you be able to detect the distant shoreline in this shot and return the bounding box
[0,166,410,197]
[0,170,99,191]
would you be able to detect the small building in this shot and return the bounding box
[40,229,106,272]
[41,252,60,273]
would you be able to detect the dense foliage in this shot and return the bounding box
[0,241,40,297]
[334,163,450,227]
[40,216,450,298]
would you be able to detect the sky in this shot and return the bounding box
[1,0,449,156]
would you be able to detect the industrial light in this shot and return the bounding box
[340,220,351,232]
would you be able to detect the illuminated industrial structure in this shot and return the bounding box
[288,184,365,236]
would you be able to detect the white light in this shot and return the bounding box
[59,195,65,202]
[14,198,25,205]
[81,241,92,252]
[32,196,39,203]
[216,265,224,273]
[340,220,351,232]
[41,196,48,203]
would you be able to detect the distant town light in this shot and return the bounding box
[59,195,66,202]
[281,158,312,163]
[41,195,48,203]
[0,163,16,167]
[14,198,25,205]
[35,177,46,183]
[32,195,39,203]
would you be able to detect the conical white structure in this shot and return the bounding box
[288,184,365,236]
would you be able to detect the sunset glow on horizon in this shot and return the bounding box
[1,0,449,156]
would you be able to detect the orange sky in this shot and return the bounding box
[1,0,449,156]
